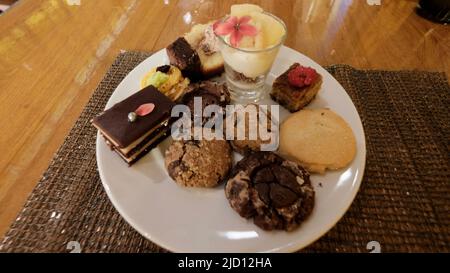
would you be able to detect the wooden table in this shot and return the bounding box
[0,0,448,238]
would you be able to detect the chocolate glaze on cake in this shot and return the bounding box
[225,152,315,231]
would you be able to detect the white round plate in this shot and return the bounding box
[96,46,366,253]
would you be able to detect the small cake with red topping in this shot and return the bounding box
[270,63,322,112]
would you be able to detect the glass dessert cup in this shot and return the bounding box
[215,13,287,103]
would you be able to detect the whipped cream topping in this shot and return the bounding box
[200,25,220,55]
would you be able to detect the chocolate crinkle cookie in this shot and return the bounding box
[225,152,315,231]
[165,139,232,188]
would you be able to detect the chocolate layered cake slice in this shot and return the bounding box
[270,63,323,112]
[92,86,175,165]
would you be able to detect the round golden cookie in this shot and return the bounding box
[279,109,356,174]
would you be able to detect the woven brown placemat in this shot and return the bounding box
[1,51,449,253]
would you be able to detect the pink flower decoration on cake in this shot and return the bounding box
[213,16,258,47]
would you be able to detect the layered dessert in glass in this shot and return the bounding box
[214,4,287,102]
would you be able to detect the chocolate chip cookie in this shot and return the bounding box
[225,152,315,231]
[165,139,232,187]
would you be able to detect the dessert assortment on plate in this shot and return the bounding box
[92,4,357,232]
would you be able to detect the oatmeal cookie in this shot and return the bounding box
[165,139,232,187]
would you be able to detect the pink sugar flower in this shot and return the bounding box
[213,16,258,47]
[135,103,155,116]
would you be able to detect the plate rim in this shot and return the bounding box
[96,46,366,253]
